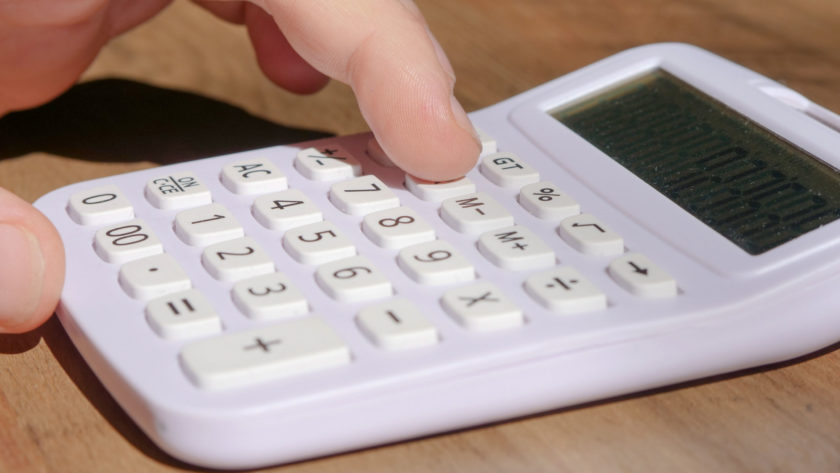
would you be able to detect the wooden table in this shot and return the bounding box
[2,1,839,471]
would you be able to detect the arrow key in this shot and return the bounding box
[608,253,677,298]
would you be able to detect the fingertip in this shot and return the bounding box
[364,86,481,181]
[343,13,480,181]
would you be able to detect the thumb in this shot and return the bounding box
[0,188,64,333]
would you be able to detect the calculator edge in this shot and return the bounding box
[49,269,840,469]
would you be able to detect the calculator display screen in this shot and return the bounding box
[551,69,840,255]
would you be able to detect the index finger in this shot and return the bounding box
[260,0,481,181]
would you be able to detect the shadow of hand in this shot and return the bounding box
[0,78,331,164]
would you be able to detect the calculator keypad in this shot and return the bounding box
[71,134,681,391]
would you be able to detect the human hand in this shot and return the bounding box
[0,0,481,333]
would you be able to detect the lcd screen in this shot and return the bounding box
[551,69,840,254]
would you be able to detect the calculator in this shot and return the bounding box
[33,43,840,469]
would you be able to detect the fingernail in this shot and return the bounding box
[450,95,480,145]
[0,223,43,331]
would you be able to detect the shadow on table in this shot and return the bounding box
[0,78,331,163]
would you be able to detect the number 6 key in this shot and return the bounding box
[314,255,392,302]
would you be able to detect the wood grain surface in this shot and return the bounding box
[2,1,839,472]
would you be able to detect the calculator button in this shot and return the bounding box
[232,272,309,320]
[476,127,498,156]
[174,203,244,246]
[145,289,222,339]
[441,281,523,331]
[479,152,540,189]
[315,255,392,302]
[145,173,212,210]
[477,225,555,270]
[329,175,399,215]
[440,192,514,235]
[94,219,163,263]
[397,240,475,285]
[294,145,362,181]
[252,189,323,231]
[524,266,607,313]
[220,157,287,194]
[608,253,678,298]
[356,298,439,350]
[118,253,191,300]
[201,237,275,282]
[404,175,476,202]
[362,206,436,249]
[67,185,134,226]
[558,213,624,256]
[283,221,356,265]
[180,317,350,390]
[518,181,580,220]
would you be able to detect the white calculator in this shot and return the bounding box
[34,43,840,469]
